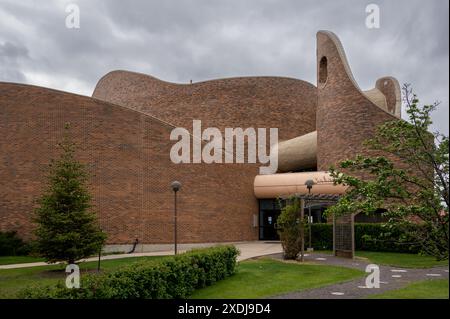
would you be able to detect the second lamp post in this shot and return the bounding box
[171,181,182,255]
[305,179,315,252]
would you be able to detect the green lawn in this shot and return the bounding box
[0,256,44,265]
[0,256,166,299]
[355,251,449,268]
[314,250,448,268]
[0,252,129,265]
[190,258,364,299]
[369,279,449,299]
[2,251,447,299]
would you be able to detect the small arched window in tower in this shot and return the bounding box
[319,56,328,85]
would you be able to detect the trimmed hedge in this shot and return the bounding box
[21,245,239,299]
[355,223,421,253]
[0,231,32,256]
[306,223,422,253]
[307,223,333,251]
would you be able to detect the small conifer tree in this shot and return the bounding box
[34,125,106,264]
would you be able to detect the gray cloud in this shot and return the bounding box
[0,41,29,82]
[0,0,448,133]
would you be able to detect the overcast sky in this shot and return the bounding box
[0,0,448,133]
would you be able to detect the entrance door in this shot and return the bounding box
[259,199,280,240]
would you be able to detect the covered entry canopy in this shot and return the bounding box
[254,171,354,258]
[253,171,347,199]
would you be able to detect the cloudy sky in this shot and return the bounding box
[0,0,448,133]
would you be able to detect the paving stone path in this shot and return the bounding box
[266,253,449,299]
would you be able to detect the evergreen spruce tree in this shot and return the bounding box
[34,125,106,264]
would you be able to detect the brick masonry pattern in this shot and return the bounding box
[0,31,406,244]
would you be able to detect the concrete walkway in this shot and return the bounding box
[268,252,449,299]
[0,241,283,270]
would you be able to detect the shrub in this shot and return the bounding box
[0,231,32,256]
[355,223,422,253]
[21,245,239,299]
[306,223,333,251]
[305,223,423,253]
[276,198,303,259]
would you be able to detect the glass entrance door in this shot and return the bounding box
[259,199,280,240]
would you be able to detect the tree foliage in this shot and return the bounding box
[34,125,106,264]
[276,198,304,260]
[327,84,449,260]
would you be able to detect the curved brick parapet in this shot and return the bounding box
[92,71,317,142]
[375,76,401,117]
[316,31,401,171]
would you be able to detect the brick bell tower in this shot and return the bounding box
[315,30,401,172]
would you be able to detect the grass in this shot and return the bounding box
[0,256,44,265]
[314,250,448,268]
[190,258,364,299]
[369,279,449,299]
[0,251,130,265]
[0,256,166,299]
[355,251,449,268]
[1,250,447,299]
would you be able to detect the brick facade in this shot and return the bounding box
[0,77,316,244]
[0,31,403,245]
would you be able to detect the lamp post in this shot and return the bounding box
[305,179,315,252]
[299,197,305,262]
[171,181,182,255]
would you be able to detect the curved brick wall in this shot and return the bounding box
[92,73,319,243]
[0,30,407,246]
[0,82,271,244]
[92,72,317,142]
[1,73,318,244]
[316,31,400,171]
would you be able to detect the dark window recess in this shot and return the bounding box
[319,56,328,84]
[354,209,388,223]
[306,204,329,223]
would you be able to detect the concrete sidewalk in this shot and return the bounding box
[0,241,283,270]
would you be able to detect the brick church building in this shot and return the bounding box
[0,31,402,249]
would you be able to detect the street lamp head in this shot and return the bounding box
[305,179,314,193]
[171,180,182,192]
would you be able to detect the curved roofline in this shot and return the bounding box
[376,75,402,118]
[95,69,317,89]
[0,81,179,131]
[318,30,362,92]
[0,80,92,99]
[317,30,402,120]
[0,81,227,151]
